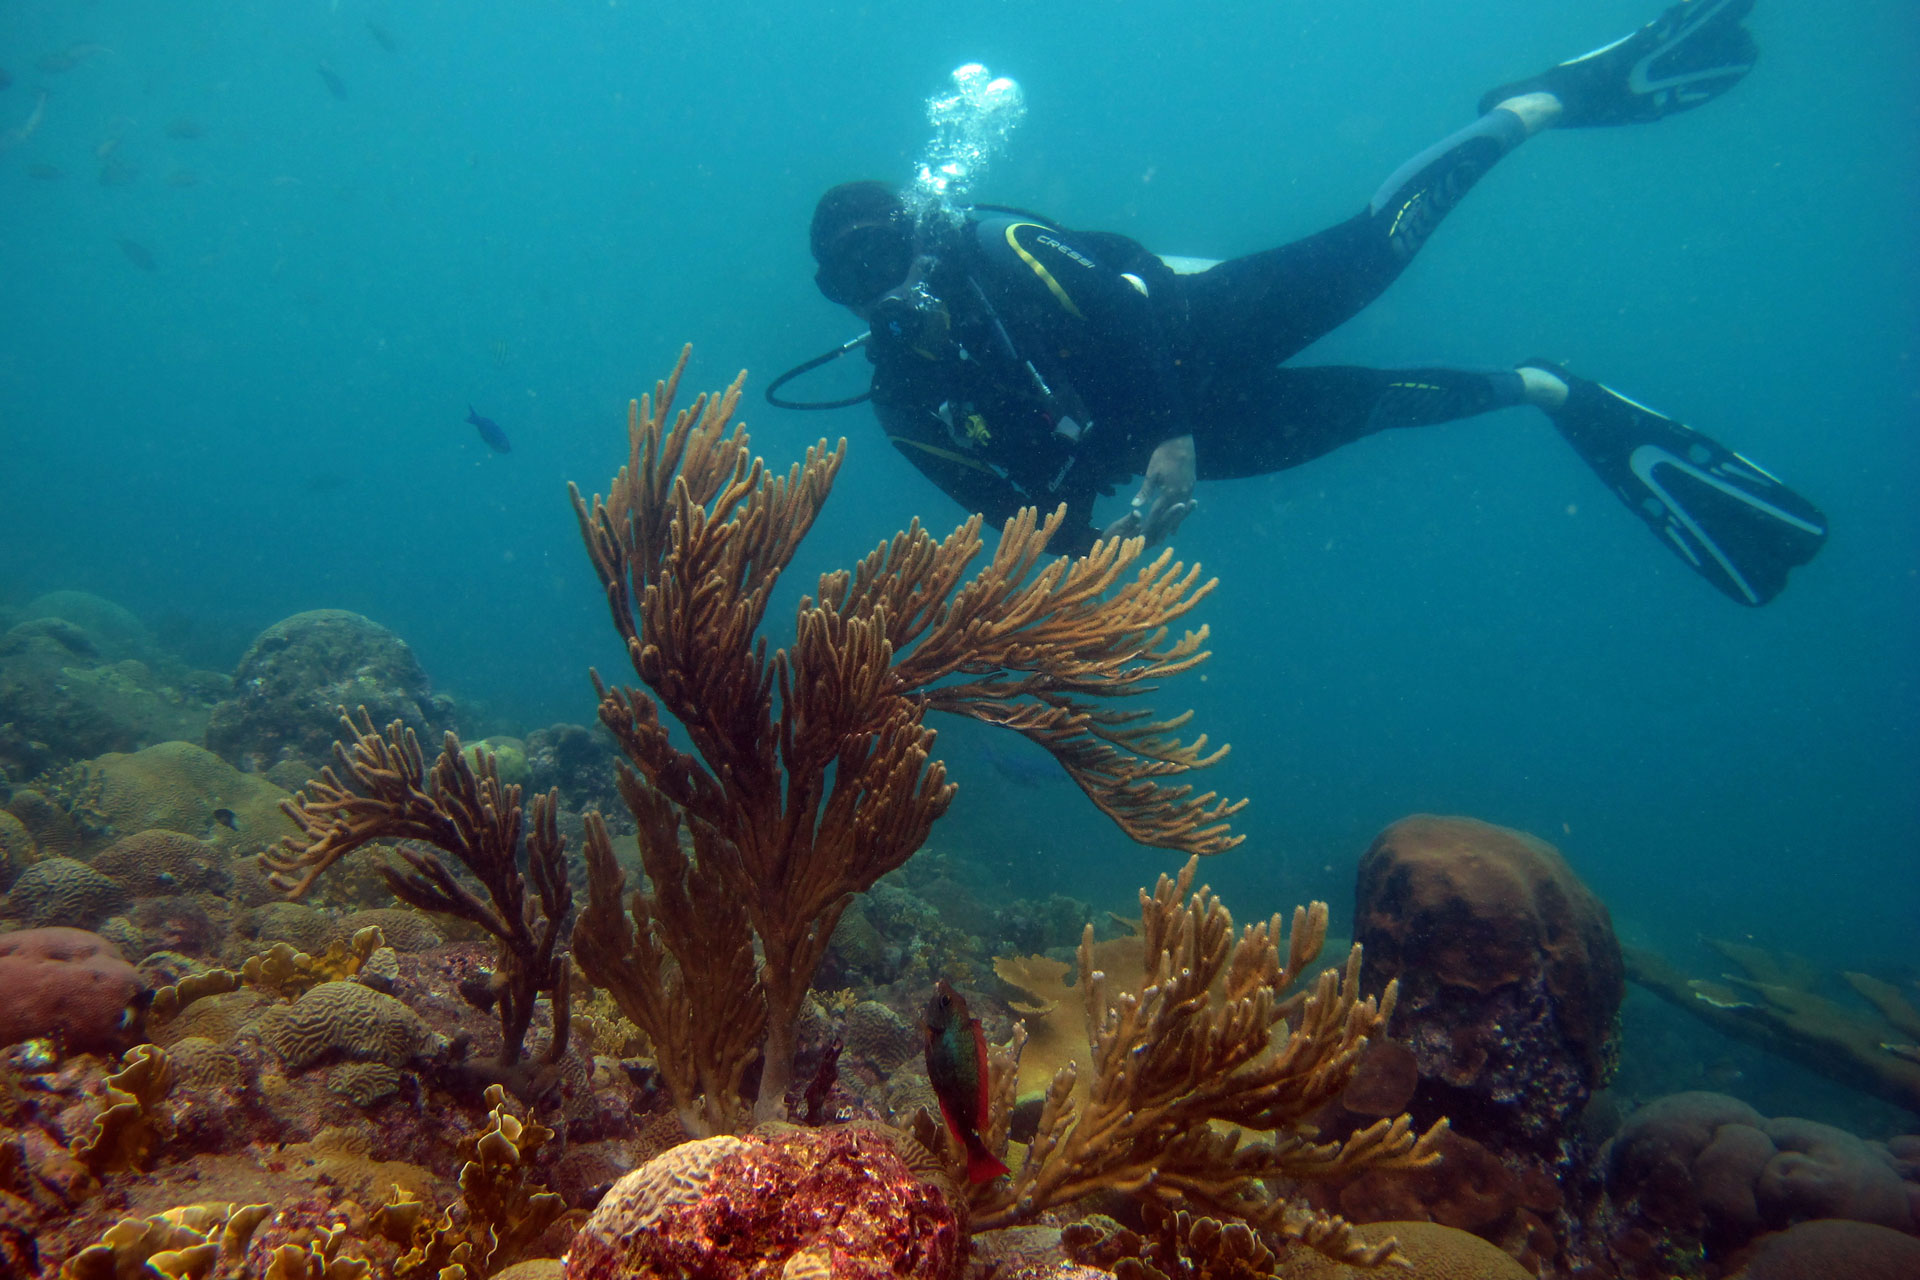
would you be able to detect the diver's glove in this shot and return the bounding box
[1479,0,1758,126]
[1102,435,1196,548]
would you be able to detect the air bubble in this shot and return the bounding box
[908,63,1027,226]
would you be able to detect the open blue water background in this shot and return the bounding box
[2,1,1914,988]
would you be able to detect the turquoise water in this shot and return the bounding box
[2,1,1914,970]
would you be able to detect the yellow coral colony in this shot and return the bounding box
[961,859,1446,1267]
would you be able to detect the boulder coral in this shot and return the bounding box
[1725,1219,1920,1280]
[1604,1090,1920,1257]
[89,741,297,847]
[1355,814,1623,1153]
[1270,1220,1534,1278]
[89,829,228,897]
[15,590,152,661]
[0,926,145,1052]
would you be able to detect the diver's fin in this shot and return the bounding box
[1480,0,1758,126]
[1529,363,1827,606]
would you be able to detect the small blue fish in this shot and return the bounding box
[467,405,512,453]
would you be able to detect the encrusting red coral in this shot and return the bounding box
[0,926,145,1053]
[564,1125,962,1280]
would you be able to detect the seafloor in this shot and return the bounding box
[0,586,1915,1280]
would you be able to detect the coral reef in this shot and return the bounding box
[206,609,452,774]
[6,346,1917,1280]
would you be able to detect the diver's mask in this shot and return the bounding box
[814,217,916,309]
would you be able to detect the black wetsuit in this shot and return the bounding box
[868,109,1537,554]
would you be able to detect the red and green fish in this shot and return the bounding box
[923,981,1009,1184]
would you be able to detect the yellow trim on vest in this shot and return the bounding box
[889,435,997,474]
[1004,223,1086,319]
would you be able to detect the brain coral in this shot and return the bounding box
[566,1127,962,1280]
[338,907,443,953]
[257,979,442,1069]
[6,855,130,928]
[239,901,336,955]
[845,1001,921,1073]
[0,926,144,1052]
[326,1060,404,1106]
[5,787,83,857]
[91,741,297,844]
[166,1035,247,1089]
[0,810,33,889]
[1272,1221,1532,1279]
[151,989,275,1048]
[90,830,227,896]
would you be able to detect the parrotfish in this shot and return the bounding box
[466,405,512,453]
[318,62,347,101]
[923,981,1009,1183]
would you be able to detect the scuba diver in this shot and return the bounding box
[780,0,1827,606]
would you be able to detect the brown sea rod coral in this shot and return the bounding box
[567,348,1241,1133]
[263,713,574,1071]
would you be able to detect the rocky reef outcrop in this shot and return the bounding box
[0,591,222,781]
[205,609,453,774]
